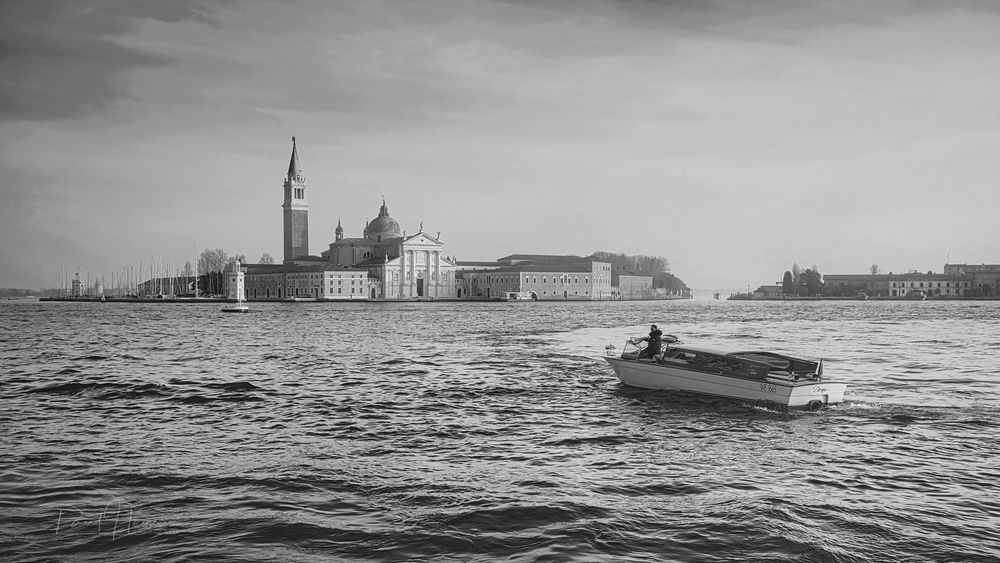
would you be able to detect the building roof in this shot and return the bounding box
[825,272,971,282]
[496,254,585,264]
[246,263,367,274]
[472,262,594,274]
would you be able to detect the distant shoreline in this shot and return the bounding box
[34,296,691,304]
[725,295,1000,301]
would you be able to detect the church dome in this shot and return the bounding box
[365,199,401,241]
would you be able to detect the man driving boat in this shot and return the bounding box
[638,324,663,359]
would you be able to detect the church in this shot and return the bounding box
[258,137,457,300]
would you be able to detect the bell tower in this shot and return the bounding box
[282,137,309,261]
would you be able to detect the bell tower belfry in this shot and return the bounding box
[282,136,309,262]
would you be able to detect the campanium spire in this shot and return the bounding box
[287,136,302,178]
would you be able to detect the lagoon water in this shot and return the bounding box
[1,299,999,562]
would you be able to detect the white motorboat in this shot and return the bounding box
[604,336,847,409]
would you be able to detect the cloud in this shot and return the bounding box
[0,0,225,122]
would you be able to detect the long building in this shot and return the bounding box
[454,254,647,300]
[824,263,1000,297]
[242,263,373,300]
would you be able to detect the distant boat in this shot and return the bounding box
[501,291,538,301]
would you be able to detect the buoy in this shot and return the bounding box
[807,400,823,411]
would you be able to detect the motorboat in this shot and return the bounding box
[604,336,847,409]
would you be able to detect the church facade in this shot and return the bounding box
[322,199,457,299]
[271,138,456,299]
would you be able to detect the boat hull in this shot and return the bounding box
[604,356,847,408]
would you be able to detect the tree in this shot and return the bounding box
[869,263,880,275]
[802,268,824,296]
[653,272,688,294]
[198,248,228,295]
[199,248,228,274]
[592,251,687,294]
[259,252,275,265]
[591,251,670,276]
[782,271,794,296]
[181,261,194,278]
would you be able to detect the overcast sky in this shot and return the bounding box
[2,0,998,293]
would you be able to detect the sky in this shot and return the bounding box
[1,0,999,295]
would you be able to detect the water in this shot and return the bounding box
[2,299,999,562]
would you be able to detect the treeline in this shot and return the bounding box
[591,251,689,293]
[780,263,823,296]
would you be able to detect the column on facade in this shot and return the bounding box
[406,250,414,297]
[432,251,439,297]
[424,250,431,297]
[398,251,406,299]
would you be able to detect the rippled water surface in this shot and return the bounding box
[2,299,999,562]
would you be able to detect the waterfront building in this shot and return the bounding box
[943,263,1000,276]
[889,273,974,298]
[944,263,1000,296]
[243,263,373,300]
[825,264,999,297]
[282,137,309,262]
[611,266,655,299]
[822,274,893,297]
[457,255,615,300]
